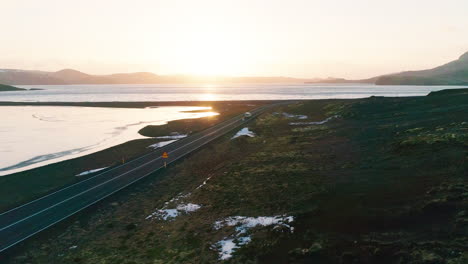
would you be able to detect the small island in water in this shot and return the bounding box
[0,84,26,91]
[0,84,42,92]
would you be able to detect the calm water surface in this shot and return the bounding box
[0,106,217,176]
[1,83,466,102]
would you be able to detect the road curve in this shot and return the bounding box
[0,103,280,253]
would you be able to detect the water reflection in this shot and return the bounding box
[198,93,219,101]
[0,106,218,176]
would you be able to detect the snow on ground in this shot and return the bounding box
[212,215,294,260]
[145,173,213,222]
[75,167,108,177]
[146,203,201,221]
[214,215,295,234]
[282,112,308,120]
[146,176,211,221]
[147,140,177,149]
[177,203,201,212]
[231,128,255,139]
[155,134,188,139]
[196,176,211,189]
[162,191,193,207]
[217,239,237,260]
[150,209,179,220]
[147,132,187,149]
[215,237,252,260]
[289,115,339,126]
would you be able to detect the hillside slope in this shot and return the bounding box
[376,52,468,85]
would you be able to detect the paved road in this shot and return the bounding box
[0,103,278,253]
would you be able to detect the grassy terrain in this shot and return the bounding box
[0,84,26,91]
[0,101,265,212]
[3,90,467,264]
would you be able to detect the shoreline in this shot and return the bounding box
[0,101,270,211]
[0,105,218,177]
[0,100,278,107]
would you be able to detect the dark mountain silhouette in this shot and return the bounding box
[375,51,468,85]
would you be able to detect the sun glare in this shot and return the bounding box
[167,29,248,76]
[198,93,218,101]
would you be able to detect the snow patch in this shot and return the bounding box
[147,140,177,149]
[196,176,211,189]
[147,133,187,149]
[150,209,179,220]
[177,203,201,212]
[215,237,251,260]
[145,176,211,221]
[212,215,294,260]
[289,115,339,126]
[216,239,237,260]
[231,128,255,139]
[165,192,191,206]
[75,167,108,177]
[155,134,187,140]
[282,112,308,120]
[146,203,201,221]
[214,215,294,234]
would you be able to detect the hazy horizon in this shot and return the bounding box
[2,0,468,79]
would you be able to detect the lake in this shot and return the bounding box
[1,83,467,102]
[0,106,217,176]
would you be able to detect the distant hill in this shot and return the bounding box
[375,51,468,85]
[0,83,26,91]
[1,51,467,85]
[0,70,65,85]
[304,51,468,86]
[304,77,376,84]
[0,69,310,85]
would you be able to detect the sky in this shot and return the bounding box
[1,0,468,79]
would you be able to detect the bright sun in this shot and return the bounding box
[167,30,249,76]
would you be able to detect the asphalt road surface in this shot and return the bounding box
[0,103,279,253]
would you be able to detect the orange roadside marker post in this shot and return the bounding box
[162,152,169,168]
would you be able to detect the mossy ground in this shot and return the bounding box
[3,90,467,264]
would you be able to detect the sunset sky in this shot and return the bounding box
[2,0,468,78]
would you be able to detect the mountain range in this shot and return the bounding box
[374,51,468,85]
[0,69,309,85]
[1,51,467,85]
[309,51,468,85]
